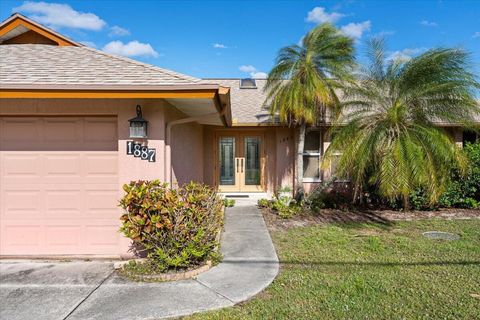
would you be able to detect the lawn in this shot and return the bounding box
[186,219,480,320]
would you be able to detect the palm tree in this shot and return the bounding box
[265,23,355,198]
[324,39,479,209]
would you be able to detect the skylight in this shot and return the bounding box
[239,78,257,89]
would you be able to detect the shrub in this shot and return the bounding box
[257,198,270,208]
[305,182,352,212]
[276,185,293,196]
[278,185,292,192]
[223,198,236,207]
[408,188,437,211]
[119,180,224,272]
[277,203,302,219]
[439,142,480,209]
[270,195,301,219]
[385,142,480,210]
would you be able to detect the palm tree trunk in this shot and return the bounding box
[403,196,410,211]
[295,123,306,200]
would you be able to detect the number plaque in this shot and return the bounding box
[126,141,156,162]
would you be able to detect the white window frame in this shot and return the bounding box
[302,129,322,183]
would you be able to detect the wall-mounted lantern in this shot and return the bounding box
[129,105,148,138]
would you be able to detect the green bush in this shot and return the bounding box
[257,198,270,208]
[277,203,302,219]
[409,188,437,211]
[223,198,235,207]
[300,143,480,211]
[386,142,480,210]
[305,182,352,212]
[439,142,480,209]
[270,195,301,219]
[119,180,224,272]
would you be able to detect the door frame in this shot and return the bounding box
[214,129,266,192]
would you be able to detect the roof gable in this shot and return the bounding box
[0,13,201,86]
[0,13,80,46]
[0,44,201,86]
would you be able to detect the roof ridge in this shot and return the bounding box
[81,46,200,83]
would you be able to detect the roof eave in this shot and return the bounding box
[0,13,81,46]
[0,84,233,127]
[0,83,222,91]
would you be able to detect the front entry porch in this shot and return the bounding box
[202,126,295,196]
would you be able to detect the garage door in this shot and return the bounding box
[0,116,122,256]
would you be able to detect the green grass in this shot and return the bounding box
[186,219,480,320]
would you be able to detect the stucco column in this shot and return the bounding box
[453,128,463,148]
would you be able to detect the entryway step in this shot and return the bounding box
[219,193,270,206]
[219,192,269,200]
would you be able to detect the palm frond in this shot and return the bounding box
[324,39,479,207]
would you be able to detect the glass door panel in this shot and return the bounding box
[244,137,260,185]
[217,133,264,192]
[219,137,235,185]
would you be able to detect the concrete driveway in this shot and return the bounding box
[0,202,279,320]
[1,260,116,320]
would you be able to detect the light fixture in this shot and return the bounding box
[128,105,148,138]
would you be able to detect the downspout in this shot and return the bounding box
[165,112,219,186]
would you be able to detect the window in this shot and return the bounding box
[330,152,348,182]
[302,130,322,182]
[239,78,257,89]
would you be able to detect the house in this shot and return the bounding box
[0,14,473,258]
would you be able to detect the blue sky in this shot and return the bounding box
[1,0,479,78]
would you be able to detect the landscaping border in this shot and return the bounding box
[114,259,213,282]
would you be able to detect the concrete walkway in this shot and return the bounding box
[0,202,279,320]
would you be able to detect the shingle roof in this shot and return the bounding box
[201,78,276,125]
[203,79,480,125]
[0,44,200,86]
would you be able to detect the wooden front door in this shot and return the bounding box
[216,132,264,192]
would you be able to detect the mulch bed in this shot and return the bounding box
[262,207,480,231]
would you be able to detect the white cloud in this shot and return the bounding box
[213,43,227,49]
[387,47,426,61]
[79,41,96,48]
[473,32,480,38]
[13,1,106,30]
[375,30,395,37]
[239,65,257,73]
[102,41,159,58]
[239,65,267,78]
[250,72,268,79]
[420,20,438,27]
[340,21,371,39]
[305,7,345,24]
[109,25,130,37]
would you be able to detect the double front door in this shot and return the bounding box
[217,133,264,192]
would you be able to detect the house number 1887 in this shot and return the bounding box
[126,141,156,162]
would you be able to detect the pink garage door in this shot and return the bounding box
[0,116,123,256]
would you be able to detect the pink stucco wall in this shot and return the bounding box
[203,126,216,186]
[274,127,295,191]
[164,104,204,186]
